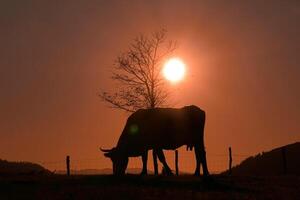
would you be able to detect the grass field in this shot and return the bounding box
[0,174,299,200]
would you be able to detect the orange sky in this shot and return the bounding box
[0,0,299,173]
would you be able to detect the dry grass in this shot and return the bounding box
[0,174,299,200]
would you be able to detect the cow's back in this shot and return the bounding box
[117,105,205,155]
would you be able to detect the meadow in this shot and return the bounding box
[1,174,299,200]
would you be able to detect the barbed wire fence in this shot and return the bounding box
[37,148,253,175]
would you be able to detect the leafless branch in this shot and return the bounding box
[100,29,177,112]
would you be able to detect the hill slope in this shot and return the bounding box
[0,159,50,175]
[227,142,300,176]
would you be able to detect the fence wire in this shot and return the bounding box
[38,151,252,174]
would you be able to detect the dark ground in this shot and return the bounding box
[0,174,299,200]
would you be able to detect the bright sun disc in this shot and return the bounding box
[163,58,186,82]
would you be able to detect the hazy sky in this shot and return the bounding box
[1,0,299,172]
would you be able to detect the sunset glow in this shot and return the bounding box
[163,58,186,82]
[1,0,299,178]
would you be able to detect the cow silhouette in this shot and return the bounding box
[100,105,209,176]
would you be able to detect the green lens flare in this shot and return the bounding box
[129,124,139,135]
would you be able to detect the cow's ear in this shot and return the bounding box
[104,152,112,158]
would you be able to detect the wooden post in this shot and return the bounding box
[229,147,232,175]
[281,147,287,174]
[175,150,179,176]
[153,151,158,175]
[66,155,70,176]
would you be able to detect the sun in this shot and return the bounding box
[163,58,186,82]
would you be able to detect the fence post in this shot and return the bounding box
[281,147,287,174]
[153,151,158,175]
[175,150,179,176]
[66,155,70,176]
[229,147,232,175]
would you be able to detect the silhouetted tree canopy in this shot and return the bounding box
[100,29,177,112]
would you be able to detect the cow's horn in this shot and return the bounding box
[100,147,113,152]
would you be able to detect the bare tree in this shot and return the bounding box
[100,29,177,112]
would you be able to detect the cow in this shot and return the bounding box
[100,105,209,176]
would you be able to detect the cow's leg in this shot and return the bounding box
[156,149,173,175]
[200,148,209,176]
[152,150,158,175]
[194,144,210,176]
[194,145,201,176]
[141,151,148,175]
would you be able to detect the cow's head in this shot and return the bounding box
[100,147,128,175]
